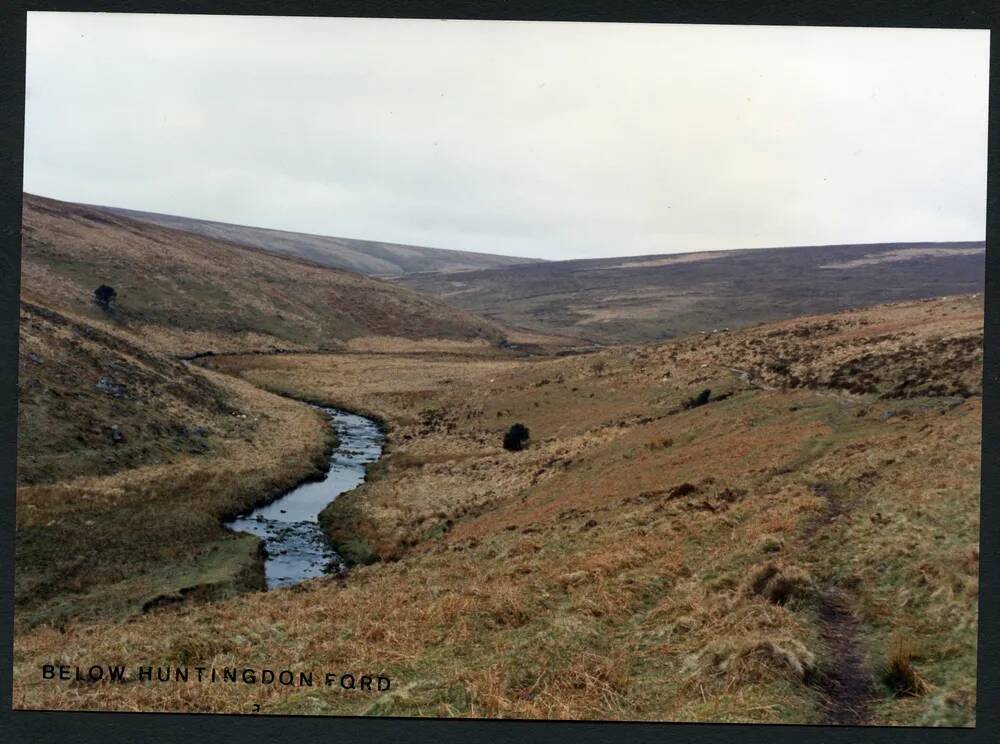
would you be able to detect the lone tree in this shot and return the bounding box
[94,284,117,312]
[502,423,530,452]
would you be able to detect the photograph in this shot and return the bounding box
[10,11,989,727]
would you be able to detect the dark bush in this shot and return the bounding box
[502,423,530,452]
[767,359,791,374]
[94,284,117,311]
[683,388,711,409]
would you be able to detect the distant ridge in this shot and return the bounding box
[396,239,986,344]
[83,202,543,277]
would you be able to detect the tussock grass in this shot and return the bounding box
[644,437,674,451]
[747,564,815,606]
[685,638,817,682]
[881,637,932,697]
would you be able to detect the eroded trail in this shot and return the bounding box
[805,482,876,725]
[815,588,873,724]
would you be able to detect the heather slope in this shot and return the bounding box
[396,242,985,344]
[21,193,505,356]
[94,202,541,277]
[17,300,237,485]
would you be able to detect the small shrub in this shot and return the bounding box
[667,482,698,499]
[683,389,711,409]
[758,535,784,553]
[487,583,531,628]
[338,537,377,565]
[717,486,747,502]
[502,423,530,452]
[767,359,791,374]
[645,437,674,451]
[94,284,117,311]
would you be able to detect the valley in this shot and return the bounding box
[12,195,983,725]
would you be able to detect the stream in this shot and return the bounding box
[224,406,384,588]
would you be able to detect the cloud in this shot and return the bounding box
[24,14,989,260]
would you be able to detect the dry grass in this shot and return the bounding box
[746,563,815,606]
[17,301,237,484]
[881,637,932,697]
[16,361,331,627]
[21,193,505,356]
[13,296,981,725]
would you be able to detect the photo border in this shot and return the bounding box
[1,1,996,742]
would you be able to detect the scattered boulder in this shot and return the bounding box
[95,376,127,398]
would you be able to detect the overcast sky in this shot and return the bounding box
[24,13,990,260]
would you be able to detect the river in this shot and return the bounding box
[224,406,384,588]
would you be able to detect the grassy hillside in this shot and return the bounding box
[15,324,335,625]
[395,242,985,344]
[14,295,981,725]
[15,296,341,627]
[15,193,516,626]
[92,201,542,277]
[17,300,238,485]
[21,193,505,356]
